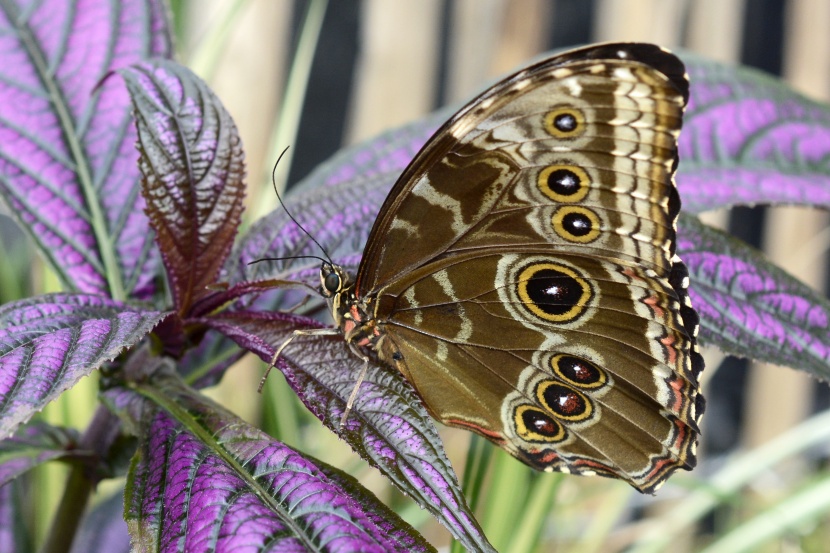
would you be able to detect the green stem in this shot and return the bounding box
[481,451,530,550]
[451,435,491,553]
[260,366,301,445]
[507,473,562,553]
[39,465,92,553]
[40,406,122,553]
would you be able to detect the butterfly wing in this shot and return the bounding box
[356,43,688,290]
[357,43,703,493]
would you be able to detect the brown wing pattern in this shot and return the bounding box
[376,250,702,492]
[356,43,687,293]
[356,43,703,492]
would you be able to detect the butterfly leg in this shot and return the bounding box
[340,343,370,428]
[258,328,340,392]
[284,294,312,314]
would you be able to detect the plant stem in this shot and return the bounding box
[40,406,122,553]
[39,464,92,553]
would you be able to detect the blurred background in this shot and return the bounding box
[8,1,824,551]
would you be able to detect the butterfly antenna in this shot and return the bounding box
[270,147,334,266]
[248,255,330,266]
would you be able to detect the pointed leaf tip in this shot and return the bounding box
[0,294,166,438]
[121,59,247,315]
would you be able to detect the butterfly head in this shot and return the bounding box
[319,262,352,299]
[319,261,380,349]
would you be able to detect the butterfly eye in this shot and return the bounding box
[323,272,341,294]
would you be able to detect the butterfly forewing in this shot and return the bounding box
[343,43,703,493]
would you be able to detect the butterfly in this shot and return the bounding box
[274,42,705,494]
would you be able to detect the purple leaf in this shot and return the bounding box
[204,311,495,553]
[104,367,433,553]
[679,54,830,214]
[0,482,26,552]
[679,214,830,380]
[0,0,172,299]
[121,59,246,315]
[70,490,131,553]
[0,293,166,438]
[177,325,246,389]
[0,421,82,486]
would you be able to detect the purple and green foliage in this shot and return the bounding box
[104,363,432,553]
[0,422,82,488]
[0,0,170,300]
[0,2,490,551]
[678,55,830,214]
[1,1,830,551]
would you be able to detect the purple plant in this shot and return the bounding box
[1,2,830,552]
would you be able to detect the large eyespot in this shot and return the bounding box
[537,165,590,203]
[544,107,585,138]
[514,405,566,443]
[550,354,607,390]
[537,381,593,422]
[516,262,592,323]
[551,206,601,243]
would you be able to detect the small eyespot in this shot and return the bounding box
[551,206,601,243]
[544,107,585,138]
[550,354,607,389]
[537,165,590,203]
[538,382,592,422]
[514,405,566,443]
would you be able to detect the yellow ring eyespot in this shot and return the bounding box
[537,381,593,422]
[514,405,566,443]
[537,165,590,203]
[544,107,585,138]
[551,206,602,243]
[550,354,608,390]
[516,262,592,323]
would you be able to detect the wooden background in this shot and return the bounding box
[177,0,830,536]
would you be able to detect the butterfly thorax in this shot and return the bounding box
[320,263,384,352]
